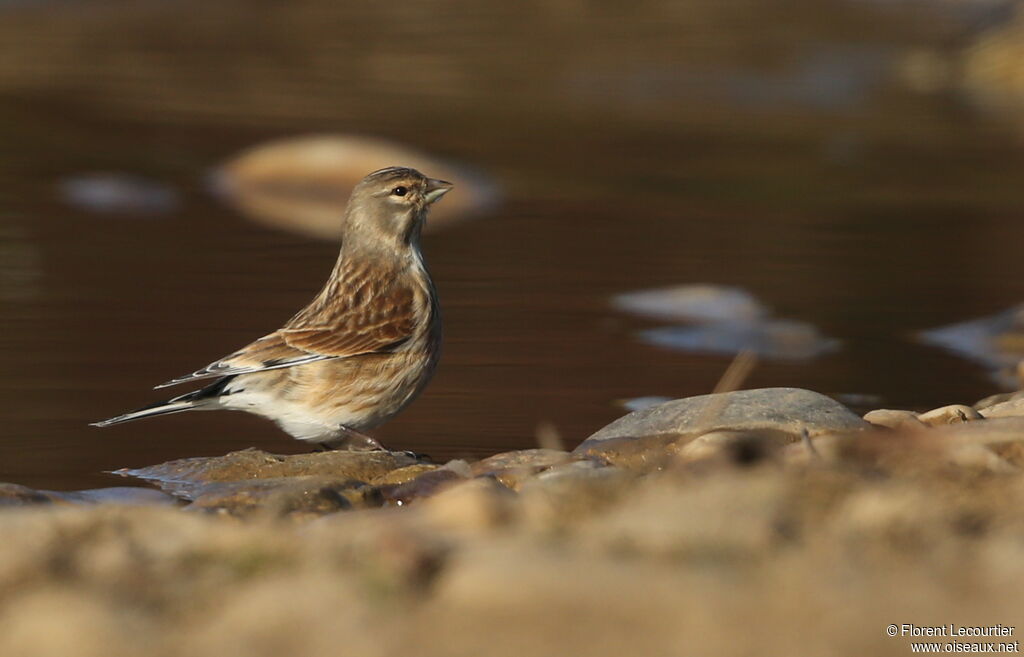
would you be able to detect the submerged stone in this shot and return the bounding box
[638,319,838,360]
[612,284,768,324]
[918,305,1024,387]
[213,135,498,241]
[58,173,178,215]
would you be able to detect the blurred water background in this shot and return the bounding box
[2,0,1024,489]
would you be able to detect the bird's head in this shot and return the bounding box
[344,167,453,250]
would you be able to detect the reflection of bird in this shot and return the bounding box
[93,167,451,450]
[213,135,495,241]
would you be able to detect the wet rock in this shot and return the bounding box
[468,448,573,490]
[380,466,468,506]
[213,135,498,241]
[575,388,867,471]
[58,173,178,215]
[639,318,839,360]
[0,483,56,506]
[863,409,928,431]
[116,448,420,498]
[0,484,178,508]
[370,464,440,486]
[470,449,571,475]
[918,404,983,426]
[185,477,375,518]
[533,459,611,483]
[50,487,178,506]
[569,434,683,472]
[612,284,767,324]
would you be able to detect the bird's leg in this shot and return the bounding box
[330,425,386,452]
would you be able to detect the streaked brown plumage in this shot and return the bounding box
[92,167,450,449]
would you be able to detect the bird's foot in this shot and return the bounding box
[318,426,387,452]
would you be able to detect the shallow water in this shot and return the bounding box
[1,0,1024,489]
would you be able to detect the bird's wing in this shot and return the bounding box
[155,272,420,389]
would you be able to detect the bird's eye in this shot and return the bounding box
[391,186,408,197]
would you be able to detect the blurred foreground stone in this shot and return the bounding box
[0,387,1024,655]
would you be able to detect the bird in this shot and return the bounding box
[92,166,451,451]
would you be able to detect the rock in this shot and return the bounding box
[0,589,150,657]
[917,404,983,426]
[185,477,370,518]
[672,429,792,465]
[0,484,179,508]
[974,390,1024,411]
[575,388,867,471]
[470,449,572,475]
[419,478,515,533]
[575,470,786,558]
[469,449,573,490]
[782,433,848,466]
[863,409,928,431]
[58,173,178,215]
[929,417,1024,447]
[370,464,440,486]
[979,398,1024,419]
[612,284,768,323]
[946,445,1018,474]
[116,448,420,499]
[922,417,1024,469]
[518,462,634,529]
[213,135,498,241]
[0,483,56,506]
[638,319,839,360]
[181,573,382,657]
[533,459,612,483]
[379,467,468,506]
[53,487,179,506]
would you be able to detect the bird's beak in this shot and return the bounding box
[424,178,453,204]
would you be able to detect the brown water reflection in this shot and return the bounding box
[1,0,1023,490]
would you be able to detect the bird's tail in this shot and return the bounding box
[90,378,232,428]
[90,399,197,427]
